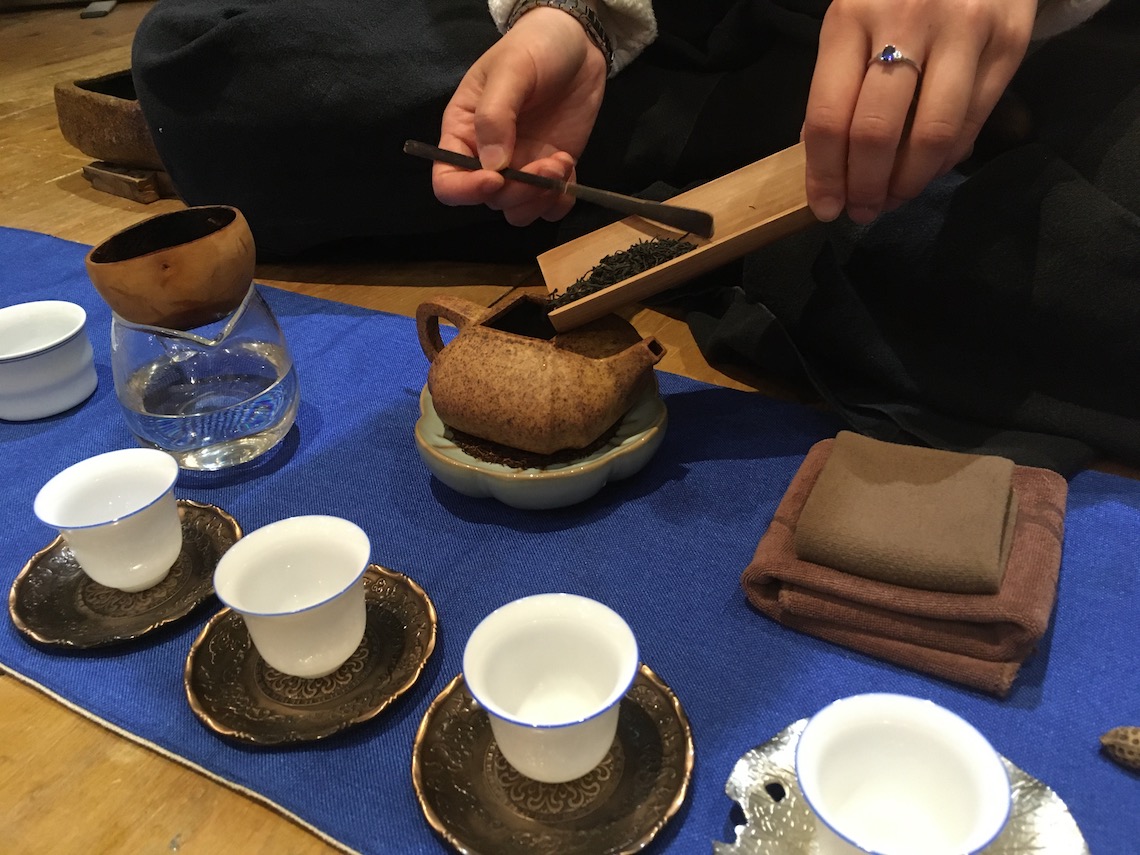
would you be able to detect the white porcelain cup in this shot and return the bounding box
[796,693,1012,855]
[213,515,370,679]
[463,593,639,783]
[0,300,97,421]
[34,448,183,592]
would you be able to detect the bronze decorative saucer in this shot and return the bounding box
[714,719,1090,855]
[412,663,694,855]
[185,564,438,745]
[8,500,240,648]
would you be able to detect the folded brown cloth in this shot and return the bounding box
[743,437,1068,697]
[795,431,1019,593]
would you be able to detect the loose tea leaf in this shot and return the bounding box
[448,422,620,470]
[547,237,697,310]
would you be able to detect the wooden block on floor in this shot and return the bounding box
[80,160,176,203]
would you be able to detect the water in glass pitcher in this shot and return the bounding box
[118,340,298,471]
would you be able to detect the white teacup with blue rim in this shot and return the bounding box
[213,515,370,679]
[463,592,639,784]
[34,448,183,592]
[795,693,1012,855]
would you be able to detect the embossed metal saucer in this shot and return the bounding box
[412,663,694,855]
[714,718,1090,855]
[185,564,438,745]
[8,500,240,648]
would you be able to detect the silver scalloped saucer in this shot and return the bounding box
[8,499,240,648]
[412,663,694,855]
[715,718,1090,855]
[185,564,438,745]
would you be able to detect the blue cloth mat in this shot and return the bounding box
[1,226,1137,854]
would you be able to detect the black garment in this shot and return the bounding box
[681,0,1140,474]
[131,0,823,258]
[132,0,509,257]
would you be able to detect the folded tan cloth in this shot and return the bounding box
[742,437,1068,697]
[795,431,1018,593]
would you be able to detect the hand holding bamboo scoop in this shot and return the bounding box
[403,140,715,239]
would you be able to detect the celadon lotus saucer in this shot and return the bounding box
[414,382,667,510]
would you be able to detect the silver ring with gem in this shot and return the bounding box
[867,44,922,75]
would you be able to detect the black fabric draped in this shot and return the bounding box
[678,1,1140,474]
[131,0,1140,473]
[131,0,824,257]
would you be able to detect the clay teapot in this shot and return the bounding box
[417,294,665,455]
[86,205,255,330]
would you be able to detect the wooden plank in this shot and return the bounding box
[0,3,148,115]
[0,676,335,855]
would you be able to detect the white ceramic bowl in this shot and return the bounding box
[796,693,1011,855]
[414,383,667,510]
[0,300,97,421]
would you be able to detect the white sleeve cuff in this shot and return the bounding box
[1032,0,1113,40]
[488,0,657,75]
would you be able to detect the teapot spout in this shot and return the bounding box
[593,336,666,426]
[606,336,666,379]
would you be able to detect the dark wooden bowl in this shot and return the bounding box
[54,69,164,171]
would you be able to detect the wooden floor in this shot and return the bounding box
[0,4,776,853]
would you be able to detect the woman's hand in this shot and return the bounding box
[803,0,1038,224]
[434,8,608,226]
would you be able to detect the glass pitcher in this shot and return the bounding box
[111,284,299,470]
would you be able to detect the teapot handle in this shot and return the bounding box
[416,296,483,362]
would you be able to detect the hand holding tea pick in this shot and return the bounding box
[404,140,714,239]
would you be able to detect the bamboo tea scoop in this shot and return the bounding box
[540,143,817,332]
[403,140,714,239]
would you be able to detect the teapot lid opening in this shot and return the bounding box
[486,296,557,341]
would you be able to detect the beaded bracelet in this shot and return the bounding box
[506,0,615,76]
